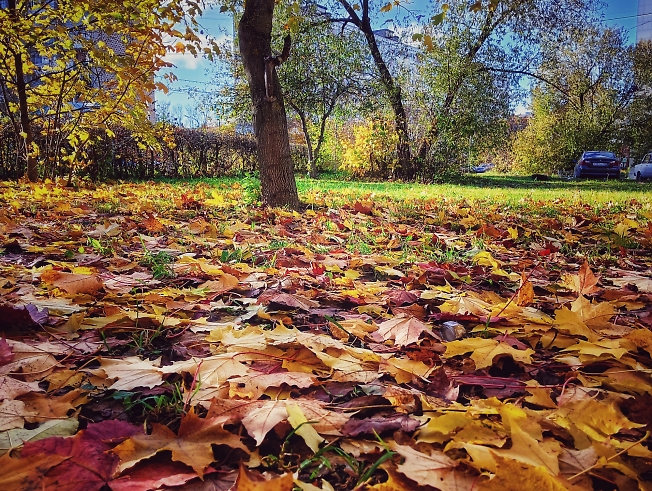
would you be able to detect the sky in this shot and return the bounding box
[156,0,641,122]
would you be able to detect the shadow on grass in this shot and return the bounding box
[453,174,641,192]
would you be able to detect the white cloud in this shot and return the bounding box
[164,51,204,70]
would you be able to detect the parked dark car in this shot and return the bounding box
[470,162,494,173]
[574,151,621,179]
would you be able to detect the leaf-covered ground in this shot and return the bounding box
[1,179,652,491]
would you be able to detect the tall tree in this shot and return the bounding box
[329,0,414,179]
[511,27,634,174]
[276,6,373,178]
[238,0,300,209]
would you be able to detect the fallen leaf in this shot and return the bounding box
[0,451,68,491]
[0,418,79,456]
[442,337,534,369]
[389,442,475,490]
[41,269,103,295]
[228,372,316,399]
[342,413,420,437]
[377,315,434,347]
[477,454,583,491]
[109,458,201,491]
[234,463,294,491]
[0,339,59,381]
[113,408,248,477]
[562,261,600,296]
[286,403,323,452]
[93,356,163,390]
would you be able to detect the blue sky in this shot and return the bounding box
[156,0,640,121]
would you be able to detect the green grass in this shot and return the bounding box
[149,172,652,214]
[297,173,652,206]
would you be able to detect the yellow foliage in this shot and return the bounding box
[340,118,398,176]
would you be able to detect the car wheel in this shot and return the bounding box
[637,171,642,182]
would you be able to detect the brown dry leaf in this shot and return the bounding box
[256,291,320,311]
[113,408,248,477]
[234,463,294,491]
[0,399,37,431]
[0,376,41,399]
[377,315,433,347]
[0,340,59,382]
[389,442,475,490]
[19,389,82,423]
[93,356,163,390]
[366,464,431,490]
[198,273,240,294]
[0,451,69,491]
[626,328,652,356]
[140,214,166,233]
[562,261,600,296]
[241,401,289,445]
[516,272,534,306]
[162,354,250,386]
[40,269,103,295]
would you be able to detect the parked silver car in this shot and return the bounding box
[628,153,652,181]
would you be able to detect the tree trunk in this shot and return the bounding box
[295,109,316,178]
[361,27,412,179]
[9,0,38,182]
[336,0,413,180]
[238,0,300,209]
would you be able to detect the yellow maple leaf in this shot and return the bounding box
[477,454,581,491]
[443,337,534,369]
[626,328,652,356]
[549,387,643,445]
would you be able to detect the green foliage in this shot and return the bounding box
[85,236,114,256]
[141,249,175,280]
[274,4,376,177]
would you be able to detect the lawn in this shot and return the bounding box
[0,176,651,490]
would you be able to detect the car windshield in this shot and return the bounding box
[584,151,615,159]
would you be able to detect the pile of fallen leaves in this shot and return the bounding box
[1,180,652,491]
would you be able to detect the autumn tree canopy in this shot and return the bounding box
[0,0,211,181]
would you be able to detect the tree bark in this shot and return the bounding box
[8,0,38,182]
[238,0,300,209]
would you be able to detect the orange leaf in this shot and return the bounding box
[113,408,248,478]
[234,463,294,491]
[40,269,103,295]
